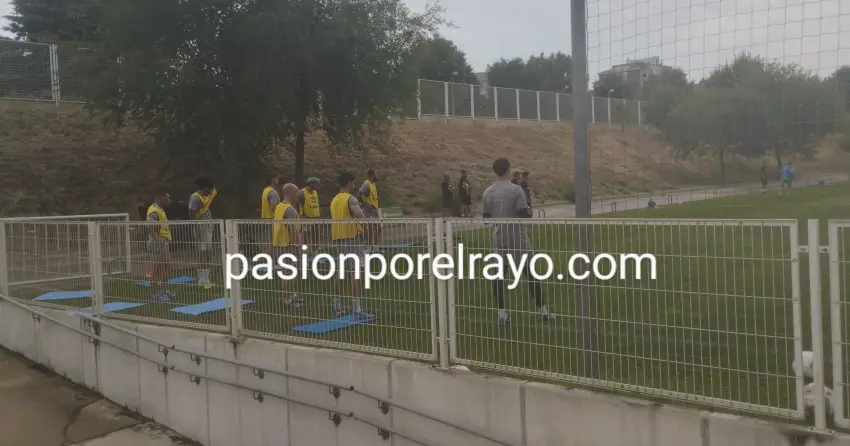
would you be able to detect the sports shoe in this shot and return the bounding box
[283,297,304,308]
[152,293,171,303]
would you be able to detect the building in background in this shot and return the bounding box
[474,72,489,97]
[596,56,666,88]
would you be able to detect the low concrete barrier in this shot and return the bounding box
[2,299,849,446]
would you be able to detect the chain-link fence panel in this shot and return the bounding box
[447,82,472,118]
[495,87,518,120]
[474,85,496,119]
[558,93,574,122]
[0,40,52,101]
[539,91,558,121]
[55,45,91,103]
[419,79,445,116]
[518,89,537,120]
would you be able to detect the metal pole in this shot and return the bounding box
[807,219,827,429]
[417,79,422,120]
[571,0,596,379]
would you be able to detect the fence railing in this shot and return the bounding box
[4,212,847,427]
[417,79,645,126]
[0,40,643,126]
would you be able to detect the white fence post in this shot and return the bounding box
[591,98,596,124]
[225,220,242,338]
[435,218,449,369]
[443,81,450,120]
[807,219,828,429]
[49,44,60,106]
[417,79,422,120]
[494,88,499,121]
[607,97,612,125]
[637,100,642,126]
[556,93,561,122]
[0,223,7,297]
[829,221,845,425]
[515,89,520,120]
[470,84,475,120]
[87,222,104,315]
[444,219,456,365]
[536,91,541,121]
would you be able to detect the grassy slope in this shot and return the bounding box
[5,105,850,217]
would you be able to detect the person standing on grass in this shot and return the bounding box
[358,169,381,253]
[332,171,367,318]
[261,175,282,248]
[458,170,472,217]
[482,157,550,327]
[273,183,304,308]
[511,171,521,185]
[779,162,794,198]
[441,174,454,217]
[188,177,217,289]
[298,177,321,246]
[146,192,175,303]
[760,162,768,194]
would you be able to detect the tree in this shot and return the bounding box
[80,0,442,204]
[410,35,477,84]
[591,74,634,99]
[486,52,571,91]
[638,67,691,129]
[4,0,103,42]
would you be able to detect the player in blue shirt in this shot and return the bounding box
[778,163,794,198]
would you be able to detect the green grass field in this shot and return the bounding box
[9,182,850,419]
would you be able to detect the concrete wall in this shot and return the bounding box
[1,300,849,446]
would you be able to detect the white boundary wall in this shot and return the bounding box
[2,300,849,446]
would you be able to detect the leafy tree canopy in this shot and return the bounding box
[4,0,103,42]
[486,51,571,91]
[410,35,477,84]
[79,0,442,205]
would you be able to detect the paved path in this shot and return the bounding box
[0,347,189,446]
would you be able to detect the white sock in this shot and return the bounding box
[499,309,508,319]
[353,298,362,312]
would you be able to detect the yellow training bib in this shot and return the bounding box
[330,193,359,241]
[300,188,320,217]
[146,204,171,241]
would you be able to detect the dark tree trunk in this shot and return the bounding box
[719,147,726,184]
[294,118,306,186]
[773,147,783,169]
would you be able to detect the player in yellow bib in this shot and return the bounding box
[260,175,283,248]
[297,177,321,245]
[357,169,381,252]
[331,171,367,317]
[274,183,304,308]
[146,192,175,302]
[188,177,217,289]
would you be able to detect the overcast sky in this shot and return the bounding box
[2,0,848,81]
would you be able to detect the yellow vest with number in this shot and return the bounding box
[300,188,320,217]
[147,204,171,241]
[330,193,360,241]
[363,180,379,208]
[261,186,276,219]
[273,202,297,247]
[192,188,217,217]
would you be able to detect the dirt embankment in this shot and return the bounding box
[2,105,849,218]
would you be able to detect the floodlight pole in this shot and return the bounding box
[571,0,597,379]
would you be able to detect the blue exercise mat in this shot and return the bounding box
[378,242,418,249]
[135,276,195,287]
[34,290,94,301]
[292,312,376,334]
[76,302,145,316]
[170,298,255,316]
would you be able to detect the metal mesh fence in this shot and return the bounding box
[419,79,445,116]
[445,218,804,419]
[0,41,52,101]
[495,86,518,120]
